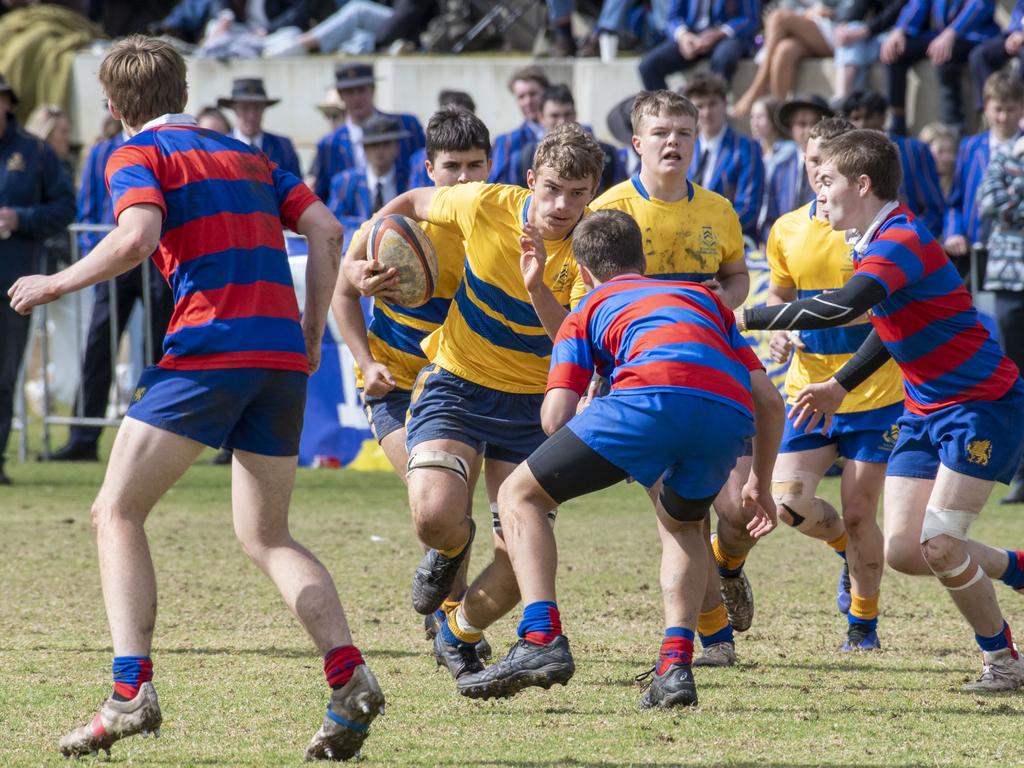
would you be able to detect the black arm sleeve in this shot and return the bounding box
[833,329,893,392]
[744,274,887,331]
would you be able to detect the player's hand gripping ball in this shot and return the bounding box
[367,215,439,308]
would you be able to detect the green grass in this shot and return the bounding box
[1,456,1023,767]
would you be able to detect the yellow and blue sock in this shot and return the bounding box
[518,601,562,646]
[112,655,152,701]
[442,606,482,648]
[697,603,733,647]
[976,621,1018,658]
[848,591,879,632]
[658,628,694,673]
[999,550,1024,590]
[827,531,848,560]
[712,537,746,578]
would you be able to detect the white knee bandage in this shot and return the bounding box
[920,505,978,543]
[771,471,821,530]
[931,555,985,591]
[406,450,469,484]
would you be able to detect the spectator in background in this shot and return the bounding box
[919,121,957,195]
[0,75,75,482]
[838,89,945,239]
[750,95,797,244]
[198,0,313,58]
[217,78,301,177]
[945,73,1024,268]
[488,66,550,185]
[683,73,764,242]
[408,89,476,188]
[579,0,671,57]
[881,0,997,134]
[969,0,1024,115]
[310,62,425,201]
[606,93,640,177]
[149,0,216,44]
[831,0,906,99]
[546,0,577,57]
[196,105,232,133]
[315,87,346,133]
[638,0,760,91]
[263,0,393,57]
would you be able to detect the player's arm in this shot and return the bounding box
[543,312,593,432]
[713,257,750,310]
[295,200,344,374]
[521,221,569,339]
[738,274,886,332]
[541,388,581,435]
[744,368,784,538]
[9,203,162,315]
[765,282,804,363]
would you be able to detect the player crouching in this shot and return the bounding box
[455,210,784,707]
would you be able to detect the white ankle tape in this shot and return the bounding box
[455,605,481,635]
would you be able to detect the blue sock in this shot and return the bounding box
[976,621,1014,654]
[517,601,562,645]
[1000,550,1024,590]
[112,655,152,701]
[847,613,878,632]
[698,624,734,648]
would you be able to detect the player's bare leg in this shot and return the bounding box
[838,459,885,649]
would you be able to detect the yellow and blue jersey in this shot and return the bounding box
[347,219,466,390]
[766,201,903,413]
[584,174,744,303]
[423,182,581,394]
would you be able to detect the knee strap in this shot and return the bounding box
[771,470,822,530]
[920,504,977,543]
[407,450,469,484]
[931,554,985,591]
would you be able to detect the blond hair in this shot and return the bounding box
[99,35,188,128]
[630,90,698,134]
[532,123,605,184]
[918,121,957,146]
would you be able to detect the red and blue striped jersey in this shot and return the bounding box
[106,115,319,373]
[548,275,764,418]
[854,205,1019,415]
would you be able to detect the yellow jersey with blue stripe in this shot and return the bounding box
[766,201,904,413]
[582,174,744,303]
[423,182,581,394]
[347,219,466,390]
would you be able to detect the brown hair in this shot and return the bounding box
[630,90,698,134]
[809,116,855,142]
[99,35,188,127]
[532,123,606,184]
[983,71,1024,106]
[682,72,728,102]
[507,65,550,92]
[819,129,902,200]
[572,210,645,280]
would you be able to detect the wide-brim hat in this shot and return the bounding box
[317,87,346,117]
[217,78,280,109]
[361,115,410,145]
[335,62,376,90]
[0,73,19,106]
[777,93,833,130]
[606,94,637,146]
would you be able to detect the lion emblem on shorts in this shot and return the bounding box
[881,424,900,449]
[967,439,992,466]
[131,387,146,404]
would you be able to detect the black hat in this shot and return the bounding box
[361,115,410,145]
[777,93,833,129]
[0,73,19,106]
[217,78,280,109]
[335,62,376,90]
[606,94,637,146]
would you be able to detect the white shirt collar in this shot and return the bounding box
[139,113,197,132]
[850,200,900,254]
[700,126,727,153]
[366,165,396,189]
[232,127,264,148]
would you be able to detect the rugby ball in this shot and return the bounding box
[367,215,439,308]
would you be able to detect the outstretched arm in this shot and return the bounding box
[738,274,886,332]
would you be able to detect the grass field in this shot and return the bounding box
[2,452,1023,767]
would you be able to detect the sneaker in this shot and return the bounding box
[433,628,484,681]
[842,623,881,652]
[424,612,492,660]
[962,647,1024,692]
[458,635,575,700]
[411,519,475,615]
[49,441,99,462]
[636,663,698,709]
[720,571,754,632]
[836,561,852,614]
[58,682,162,758]
[692,641,736,667]
[305,665,385,762]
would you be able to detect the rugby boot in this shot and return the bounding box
[636,663,698,709]
[424,610,492,660]
[59,682,162,758]
[411,518,475,615]
[842,623,881,652]
[305,665,385,762]
[836,561,852,614]
[963,647,1024,693]
[458,635,575,700]
[692,641,736,667]
[433,628,485,681]
[720,571,754,632]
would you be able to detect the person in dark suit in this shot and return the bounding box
[218,78,301,178]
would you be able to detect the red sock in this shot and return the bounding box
[324,645,364,689]
[657,630,694,674]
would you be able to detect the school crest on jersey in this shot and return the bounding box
[6,152,24,172]
[967,439,992,466]
[880,424,900,451]
[700,226,718,257]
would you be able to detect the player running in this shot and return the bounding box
[740,129,1024,691]
[8,36,383,760]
